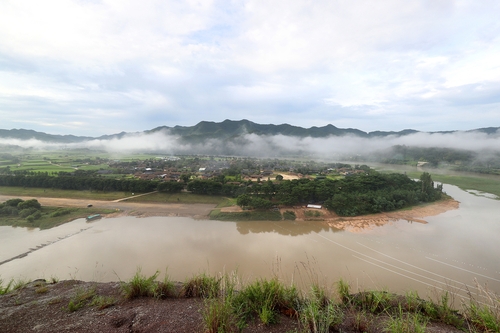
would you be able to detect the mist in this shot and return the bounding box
[1,129,499,160]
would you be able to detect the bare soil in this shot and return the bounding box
[0,194,216,220]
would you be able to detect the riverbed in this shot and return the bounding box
[1,183,499,301]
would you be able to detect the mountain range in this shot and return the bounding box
[0,119,499,143]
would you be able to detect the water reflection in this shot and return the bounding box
[236,221,340,236]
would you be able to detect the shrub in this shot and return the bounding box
[283,211,296,220]
[19,207,38,218]
[18,199,41,210]
[50,208,72,217]
[5,198,23,207]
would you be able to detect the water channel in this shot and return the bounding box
[1,183,499,301]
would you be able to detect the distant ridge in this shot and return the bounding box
[0,120,498,143]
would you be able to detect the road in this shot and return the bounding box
[0,194,216,219]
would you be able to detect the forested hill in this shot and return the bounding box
[1,120,498,143]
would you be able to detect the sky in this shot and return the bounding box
[1,0,500,137]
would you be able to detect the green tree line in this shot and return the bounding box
[236,171,443,216]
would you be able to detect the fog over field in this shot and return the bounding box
[1,129,499,159]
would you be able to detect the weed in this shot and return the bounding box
[90,295,116,310]
[35,286,49,294]
[423,291,464,328]
[182,273,220,298]
[463,283,500,332]
[403,290,423,312]
[353,290,394,314]
[202,297,237,333]
[337,279,351,305]
[232,278,300,326]
[385,306,428,333]
[67,286,97,312]
[121,268,159,299]
[300,298,344,333]
[283,210,296,220]
[0,278,13,295]
[352,310,372,332]
[12,278,29,291]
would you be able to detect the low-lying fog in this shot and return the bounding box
[1,129,499,158]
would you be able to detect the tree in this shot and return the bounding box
[275,174,284,181]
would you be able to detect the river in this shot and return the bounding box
[1,183,499,301]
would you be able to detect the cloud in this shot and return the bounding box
[2,129,499,160]
[0,1,499,136]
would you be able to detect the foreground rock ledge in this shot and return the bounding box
[0,280,464,333]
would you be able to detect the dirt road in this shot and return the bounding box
[0,195,216,219]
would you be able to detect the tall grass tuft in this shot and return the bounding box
[201,271,240,333]
[423,290,464,328]
[300,286,344,333]
[0,278,13,295]
[67,286,97,312]
[384,305,428,333]
[182,272,221,298]
[464,283,500,332]
[336,278,351,305]
[232,278,300,326]
[120,267,174,299]
[203,298,236,333]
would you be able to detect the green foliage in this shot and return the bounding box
[300,298,344,333]
[235,171,443,217]
[120,268,175,299]
[384,306,428,333]
[90,295,117,310]
[352,290,394,314]
[465,303,500,332]
[232,278,300,326]
[0,278,13,295]
[157,181,184,193]
[50,208,72,217]
[182,273,220,298]
[202,298,236,333]
[18,198,41,210]
[19,207,38,218]
[67,286,97,312]
[336,279,351,305]
[283,210,296,220]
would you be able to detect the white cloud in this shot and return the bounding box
[0,0,499,136]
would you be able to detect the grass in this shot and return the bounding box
[232,278,300,327]
[283,210,296,220]
[0,186,126,200]
[120,268,175,299]
[182,273,221,299]
[0,278,13,295]
[125,191,226,205]
[384,306,428,333]
[3,271,500,332]
[0,205,116,229]
[89,295,117,310]
[67,286,97,312]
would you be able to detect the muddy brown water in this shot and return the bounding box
[1,183,499,302]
